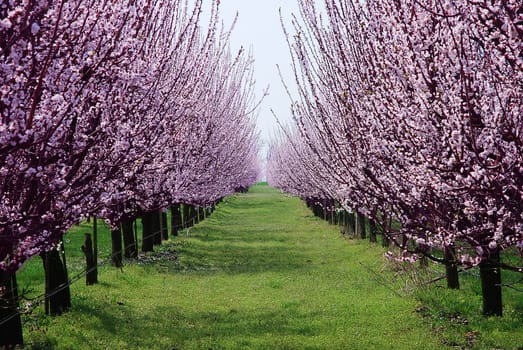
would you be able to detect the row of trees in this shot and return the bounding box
[1,0,260,347]
[268,0,522,317]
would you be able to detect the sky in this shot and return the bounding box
[199,1,301,156]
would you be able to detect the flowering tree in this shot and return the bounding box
[361,0,523,316]
[0,0,158,275]
[0,0,159,343]
[99,6,261,257]
[0,0,258,345]
[269,0,523,316]
[166,48,260,208]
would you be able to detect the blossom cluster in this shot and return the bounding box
[268,0,523,266]
[0,0,260,274]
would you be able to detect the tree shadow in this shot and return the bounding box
[171,240,311,275]
[36,297,327,349]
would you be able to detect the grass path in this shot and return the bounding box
[23,185,447,349]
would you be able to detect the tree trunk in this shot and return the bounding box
[141,212,155,252]
[133,219,138,252]
[93,217,99,281]
[197,207,203,223]
[160,210,169,240]
[347,212,356,236]
[41,245,71,315]
[122,218,137,259]
[81,233,97,285]
[189,205,196,227]
[170,204,182,237]
[419,253,429,268]
[187,205,196,226]
[339,211,347,235]
[381,214,391,247]
[0,272,23,348]
[369,218,377,243]
[479,251,502,316]
[328,210,334,225]
[151,210,162,245]
[111,226,123,268]
[444,245,459,289]
[181,204,190,229]
[312,203,320,218]
[356,211,366,239]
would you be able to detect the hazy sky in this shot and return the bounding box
[200,1,301,149]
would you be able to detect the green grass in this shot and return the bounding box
[17,184,523,349]
[413,268,523,349]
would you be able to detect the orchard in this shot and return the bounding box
[1,0,522,348]
[1,0,259,346]
[268,0,522,318]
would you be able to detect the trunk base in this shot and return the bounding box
[0,273,23,348]
[479,252,502,317]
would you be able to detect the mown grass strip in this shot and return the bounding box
[18,184,521,349]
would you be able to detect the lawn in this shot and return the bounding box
[17,184,523,349]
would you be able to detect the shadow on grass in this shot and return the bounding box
[187,225,290,243]
[172,240,311,275]
[36,297,325,350]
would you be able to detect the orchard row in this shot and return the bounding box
[0,0,260,274]
[268,0,522,317]
[1,1,261,346]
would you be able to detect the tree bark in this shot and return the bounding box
[369,217,377,243]
[444,245,459,289]
[181,204,190,229]
[141,211,155,252]
[151,210,162,245]
[93,217,99,281]
[356,211,366,239]
[188,205,197,225]
[0,272,23,348]
[170,204,182,237]
[122,218,137,259]
[111,226,123,268]
[160,210,169,240]
[41,244,71,315]
[347,212,356,236]
[312,202,320,218]
[193,206,198,224]
[197,207,203,223]
[81,233,97,285]
[479,251,502,316]
[339,210,347,235]
[381,214,391,247]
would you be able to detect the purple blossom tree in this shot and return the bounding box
[269,0,523,316]
[0,0,259,346]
